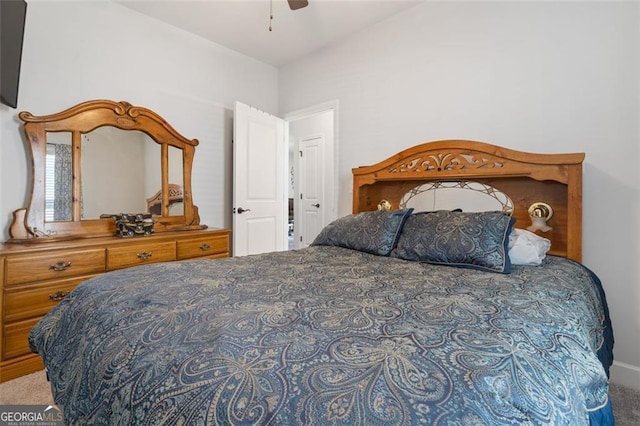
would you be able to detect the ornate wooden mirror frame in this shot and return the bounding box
[8,99,205,242]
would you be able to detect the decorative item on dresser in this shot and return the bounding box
[0,100,231,382]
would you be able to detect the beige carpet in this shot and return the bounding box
[1,370,639,424]
[0,370,54,405]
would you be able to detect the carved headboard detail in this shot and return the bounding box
[147,184,184,216]
[389,152,505,174]
[352,140,585,261]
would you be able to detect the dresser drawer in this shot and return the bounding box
[3,317,40,360]
[4,276,94,323]
[107,241,176,270]
[177,235,229,260]
[4,249,106,286]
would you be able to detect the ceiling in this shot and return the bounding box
[117,0,424,67]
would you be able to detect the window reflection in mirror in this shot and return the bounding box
[45,132,73,221]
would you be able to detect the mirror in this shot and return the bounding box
[80,127,163,219]
[44,131,73,221]
[11,100,204,241]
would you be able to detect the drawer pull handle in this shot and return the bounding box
[200,243,211,251]
[137,251,153,260]
[49,261,72,271]
[49,290,69,301]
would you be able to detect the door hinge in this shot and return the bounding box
[300,193,303,199]
[299,151,303,157]
[300,236,302,242]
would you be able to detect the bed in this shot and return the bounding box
[29,140,614,425]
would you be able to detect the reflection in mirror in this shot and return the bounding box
[45,126,189,221]
[169,201,184,215]
[146,183,184,216]
[144,146,184,217]
[167,146,184,216]
[400,181,514,213]
[45,132,73,221]
[80,127,161,219]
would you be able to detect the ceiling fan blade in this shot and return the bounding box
[287,0,309,11]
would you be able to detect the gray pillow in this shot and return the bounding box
[311,209,414,256]
[392,210,515,273]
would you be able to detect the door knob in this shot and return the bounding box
[237,207,251,214]
[312,203,320,208]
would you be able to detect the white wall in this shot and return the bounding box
[0,0,279,238]
[279,2,640,389]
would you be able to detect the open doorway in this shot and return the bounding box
[285,101,338,250]
[232,100,336,256]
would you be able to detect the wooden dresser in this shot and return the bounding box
[0,228,230,382]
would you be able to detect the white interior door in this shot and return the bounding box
[233,101,286,256]
[298,136,325,247]
[287,106,336,249]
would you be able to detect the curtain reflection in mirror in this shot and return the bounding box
[45,143,73,221]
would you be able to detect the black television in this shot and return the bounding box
[1,0,28,109]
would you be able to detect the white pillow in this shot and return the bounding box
[508,228,551,265]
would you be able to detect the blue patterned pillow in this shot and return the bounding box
[392,210,515,273]
[311,209,414,256]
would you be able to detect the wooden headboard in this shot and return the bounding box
[352,140,585,261]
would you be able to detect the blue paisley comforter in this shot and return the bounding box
[29,246,614,425]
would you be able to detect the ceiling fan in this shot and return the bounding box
[269,0,308,31]
[287,0,309,10]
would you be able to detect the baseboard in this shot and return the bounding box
[610,361,640,391]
